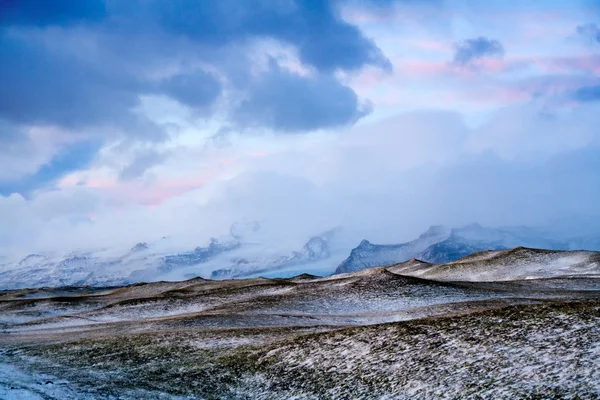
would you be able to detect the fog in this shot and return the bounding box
[2,104,599,259]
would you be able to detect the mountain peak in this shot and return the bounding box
[131,242,149,252]
[358,239,372,248]
[419,225,450,239]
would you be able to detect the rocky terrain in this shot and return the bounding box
[0,247,599,399]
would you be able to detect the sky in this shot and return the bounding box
[1,0,599,255]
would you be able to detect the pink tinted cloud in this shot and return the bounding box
[59,176,208,208]
[354,58,524,90]
[456,87,531,106]
[399,60,449,76]
[124,178,208,207]
[407,39,450,52]
[374,85,531,110]
[57,154,251,208]
[532,55,600,75]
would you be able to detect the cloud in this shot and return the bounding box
[574,85,600,102]
[0,0,106,26]
[467,102,599,158]
[416,146,600,227]
[2,0,599,260]
[0,33,162,139]
[119,149,170,181]
[291,1,392,72]
[142,0,391,72]
[233,60,371,132]
[0,3,388,127]
[0,140,100,196]
[158,70,222,110]
[576,23,600,44]
[0,0,395,195]
[4,101,598,256]
[453,37,505,65]
[0,118,25,143]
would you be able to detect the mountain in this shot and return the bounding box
[334,223,593,274]
[0,223,336,289]
[130,242,149,252]
[416,234,507,264]
[335,225,450,274]
[2,221,599,290]
[158,238,241,272]
[210,236,330,279]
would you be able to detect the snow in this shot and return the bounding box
[406,248,600,282]
[0,257,599,399]
[0,361,85,400]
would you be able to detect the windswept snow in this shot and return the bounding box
[404,247,600,282]
[1,248,600,399]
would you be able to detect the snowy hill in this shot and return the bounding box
[399,247,600,282]
[334,223,588,274]
[1,251,599,399]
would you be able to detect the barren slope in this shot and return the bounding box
[400,247,600,282]
[1,249,600,399]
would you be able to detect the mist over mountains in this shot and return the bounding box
[1,220,598,290]
[334,223,589,274]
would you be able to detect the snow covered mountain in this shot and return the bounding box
[334,223,595,274]
[335,225,451,274]
[1,221,599,290]
[0,222,339,290]
[210,236,330,279]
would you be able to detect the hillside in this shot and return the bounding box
[401,247,600,282]
[334,223,590,274]
[1,247,600,398]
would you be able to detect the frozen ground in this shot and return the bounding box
[0,360,83,400]
[400,247,600,281]
[1,248,599,399]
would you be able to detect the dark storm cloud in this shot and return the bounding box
[158,70,222,110]
[233,60,370,132]
[453,37,505,65]
[0,0,106,26]
[0,33,160,137]
[142,0,391,72]
[0,0,392,193]
[0,0,388,135]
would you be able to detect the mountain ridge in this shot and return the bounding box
[334,223,593,274]
[2,222,599,290]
